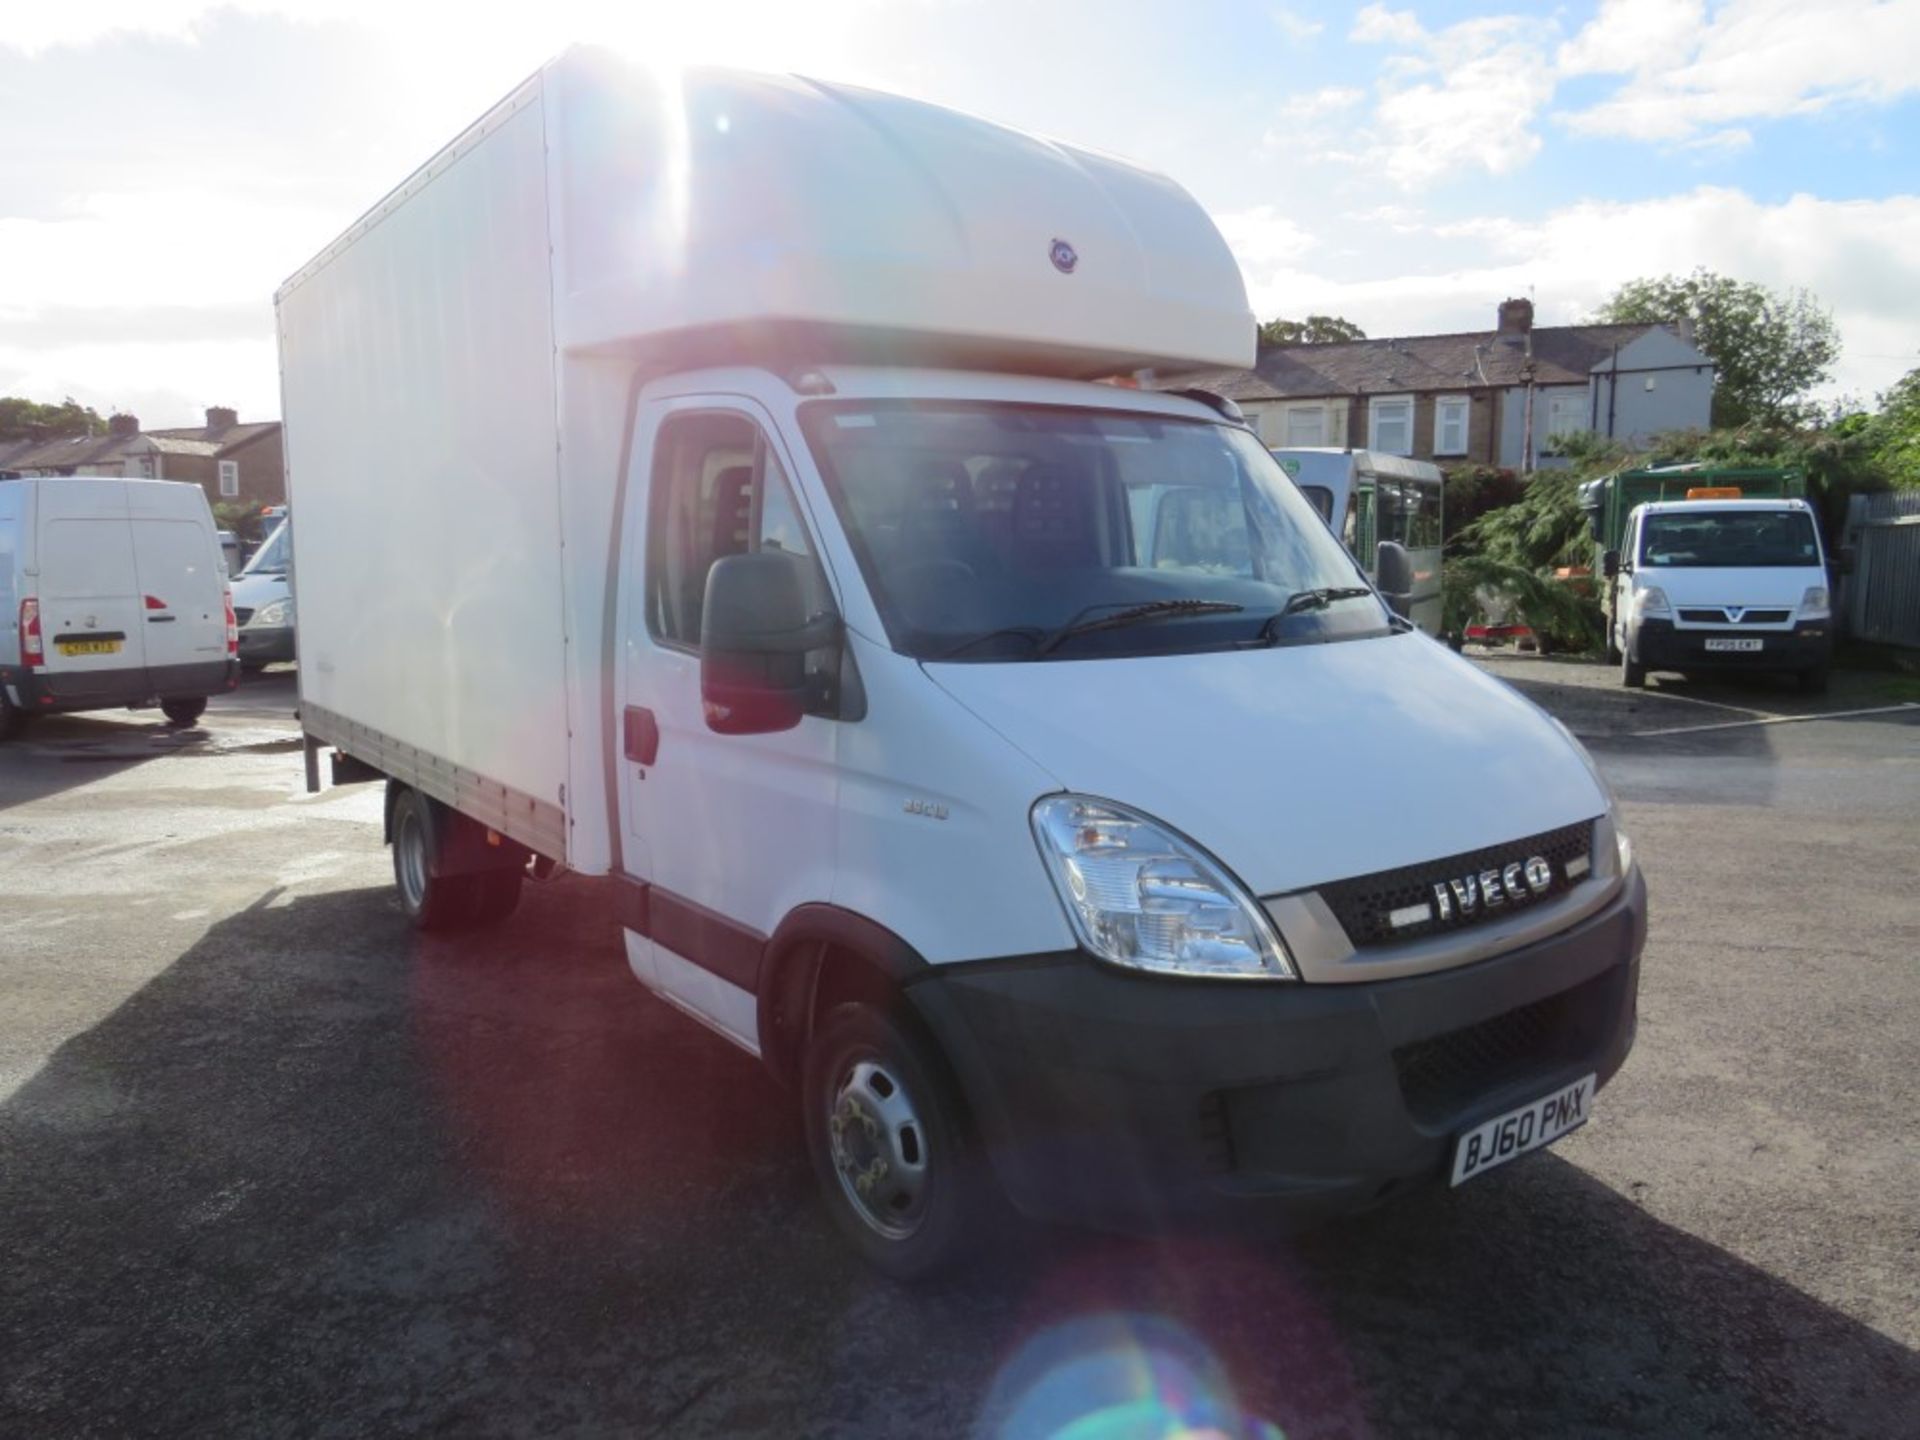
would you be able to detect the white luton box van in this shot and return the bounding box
[281,50,1646,1275]
[1,476,237,739]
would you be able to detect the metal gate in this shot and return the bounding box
[1843,491,1920,648]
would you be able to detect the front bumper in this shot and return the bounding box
[237,626,296,663]
[1636,619,1829,673]
[1,659,239,713]
[910,866,1646,1230]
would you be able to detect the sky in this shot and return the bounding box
[2,0,1917,428]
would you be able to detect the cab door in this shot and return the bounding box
[615,398,842,1053]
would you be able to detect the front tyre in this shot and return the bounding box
[1622,648,1646,688]
[802,1003,983,1279]
[1798,663,1830,695]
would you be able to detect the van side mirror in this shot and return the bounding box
[700,550,840,735]
[1602,549,1621,579]
[1837,545,1856,577]
[1374,540,1414,617]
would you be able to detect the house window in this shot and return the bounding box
[1434,395,1469,457]
[217,460,240,497]
[1368,395,1413,456]
[1284,405,1326,447]
[1541,392,1588,455]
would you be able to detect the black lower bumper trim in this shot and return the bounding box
[909,867,1647,1230]
[1636,619,1829,672]
[1,659,238,712]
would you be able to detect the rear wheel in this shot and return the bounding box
[391,787,474,932]
[161,697,207,726]
[802,1003,983,1279]
[0,688,23,742]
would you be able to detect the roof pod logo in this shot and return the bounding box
[1049,238,1078,274]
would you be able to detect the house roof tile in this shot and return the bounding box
[1206,322,1673,402]
[146,420,279,454]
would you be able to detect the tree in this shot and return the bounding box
[1861,365,1920,489]
[1594,269,1839,428]
[0,396,106,442]
[1257,314,1366,347]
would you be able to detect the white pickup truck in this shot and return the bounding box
[1604,496,1834,691]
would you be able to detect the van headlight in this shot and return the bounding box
[1637,586,1671,617]
[251,599,291,627]
[1800,585,1830,620]
[1030,795,1294,980]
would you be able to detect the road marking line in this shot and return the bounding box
[1630,703,1920,737]
[1641,690,1769,717]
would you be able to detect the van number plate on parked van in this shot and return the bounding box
[1705,637,1763,652]
[1450,1073,1595,1186]
[57,639,122,656]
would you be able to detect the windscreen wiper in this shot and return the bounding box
[934,625,1045,660]
[1256,586,1378,644]
[934,598,1245,661]
[1034,598,1245,656]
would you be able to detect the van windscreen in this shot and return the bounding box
[1639,510,1819,569]
[800,401,1380,661]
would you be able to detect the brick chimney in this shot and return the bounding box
[107,413,140,438]
[1496,297,1535,336]
[205,406,238,434]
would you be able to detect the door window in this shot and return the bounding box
[645,411,828,650]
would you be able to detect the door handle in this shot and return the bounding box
[623,706,660,765]
[147,615,176,624]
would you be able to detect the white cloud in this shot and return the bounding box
[1261,84,1367,155]
[1213,206,1319,270]
[1349,4,1426,46]
[1272,7,1324,42]
[1217,187,1920,400]
[1556,0,1707,76]
[1339,10,1561,188]
[1556,0,1920,143]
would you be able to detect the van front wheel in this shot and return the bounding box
[803,1003,982,1279]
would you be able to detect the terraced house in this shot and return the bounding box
[0,407,284,510]
[1195,299,1714,471]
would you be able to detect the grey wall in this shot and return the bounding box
[1497,383,1588,470]
[1593,329,1714,444]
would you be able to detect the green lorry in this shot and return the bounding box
[1578,463,1805,559]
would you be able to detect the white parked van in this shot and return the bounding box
[282,51,1646,1276]
[1605,496,1834,691]
[0,477,237,739]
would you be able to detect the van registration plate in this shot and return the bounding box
[57,638,122,657]
[1450,1073,1595,1186]
[1705,637,1763,652]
